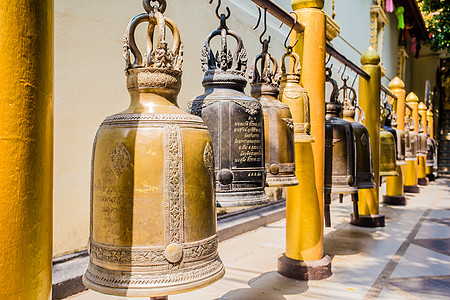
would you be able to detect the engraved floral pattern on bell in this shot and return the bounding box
[110,143,131,176]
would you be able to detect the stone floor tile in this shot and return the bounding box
[415,218,450,239]
[390,244,450,278]
[389,277,450,300]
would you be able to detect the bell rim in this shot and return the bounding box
[266,175,299,187]
[216,190,269,207]
[82,259,225,297]
[380,171,399,176]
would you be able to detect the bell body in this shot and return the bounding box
[325,107,357,194]
[380,128,398,176]
[344,119,375,189]
[394,128,407,165]
[253,89,297,187]
[426,137,436,170]
[84,68,224,297]
[188,82,269,207]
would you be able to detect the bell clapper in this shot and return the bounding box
[150,296,168,300]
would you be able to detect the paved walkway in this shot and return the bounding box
[69,177,450,299]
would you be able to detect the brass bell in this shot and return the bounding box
[388,109,407,165]
[84,1,224,296]
[426,136,436,178]
[324,68,358,227]
[249,39,298,187]
[341,80,375,190]
[278,51,314,144]
[380,103,398,176]
[186,10,268,207]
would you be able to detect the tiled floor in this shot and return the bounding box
[69,177,450,299]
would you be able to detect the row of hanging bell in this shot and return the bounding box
[84,1,224,296]
[249,38,298,187]
[380,103,398,177]
[418,115,428,158]
[324,68,361,227]
[186,10,270,207]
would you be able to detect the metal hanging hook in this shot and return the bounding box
[341,65,349,82]
[325,54,332,67]
[253,7,271,46]
[209,0,231,20]
[279,12,298,52]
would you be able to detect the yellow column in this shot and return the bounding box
[277,0,331,280]
[417,102,428,185]
[352,47,385,227]
[383,77,406,205]
[0,1,53,299]
[404,92,419,192]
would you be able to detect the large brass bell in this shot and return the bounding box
[84,1,224,296]
[389,110,407,166]
[249,39,298,187]
[426,136,436,178]
[324,68,358,227]
[341,80,375,190]
[380,103,398,176]
[186,9,268,207]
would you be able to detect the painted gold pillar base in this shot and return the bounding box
[277,253,332,280]
[418,177,429,186]
[404,159,419,193]
[350,213,385,227]
[383,165,406,205]
[404,185,420,193]
[383,195,406,206]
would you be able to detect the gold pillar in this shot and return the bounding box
[404,92,419,192]
[352,47,385,227]
[0,0,53,299]
[383,77,406,205]
[277,0,331,280]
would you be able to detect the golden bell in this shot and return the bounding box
[380,128,398,176]
[379,103,398,176]
[249,39,298,187]
[324,68,358,227]
[187,10,269,207]
[278,51,314,144]
[342,81,375,190]
[83,1,224,296]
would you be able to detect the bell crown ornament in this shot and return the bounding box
[249,39,280,98]
[200,5,248,88]
[325,67,343,117]
[84,1,224,296]
[123,1,183,104]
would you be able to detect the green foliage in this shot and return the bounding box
[418,0,450,51]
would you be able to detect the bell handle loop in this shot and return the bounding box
[280,51,300,75]
[125,9,181,69]
[126,13,153,68]
[356,106,365,123]
[251,52,278,83]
